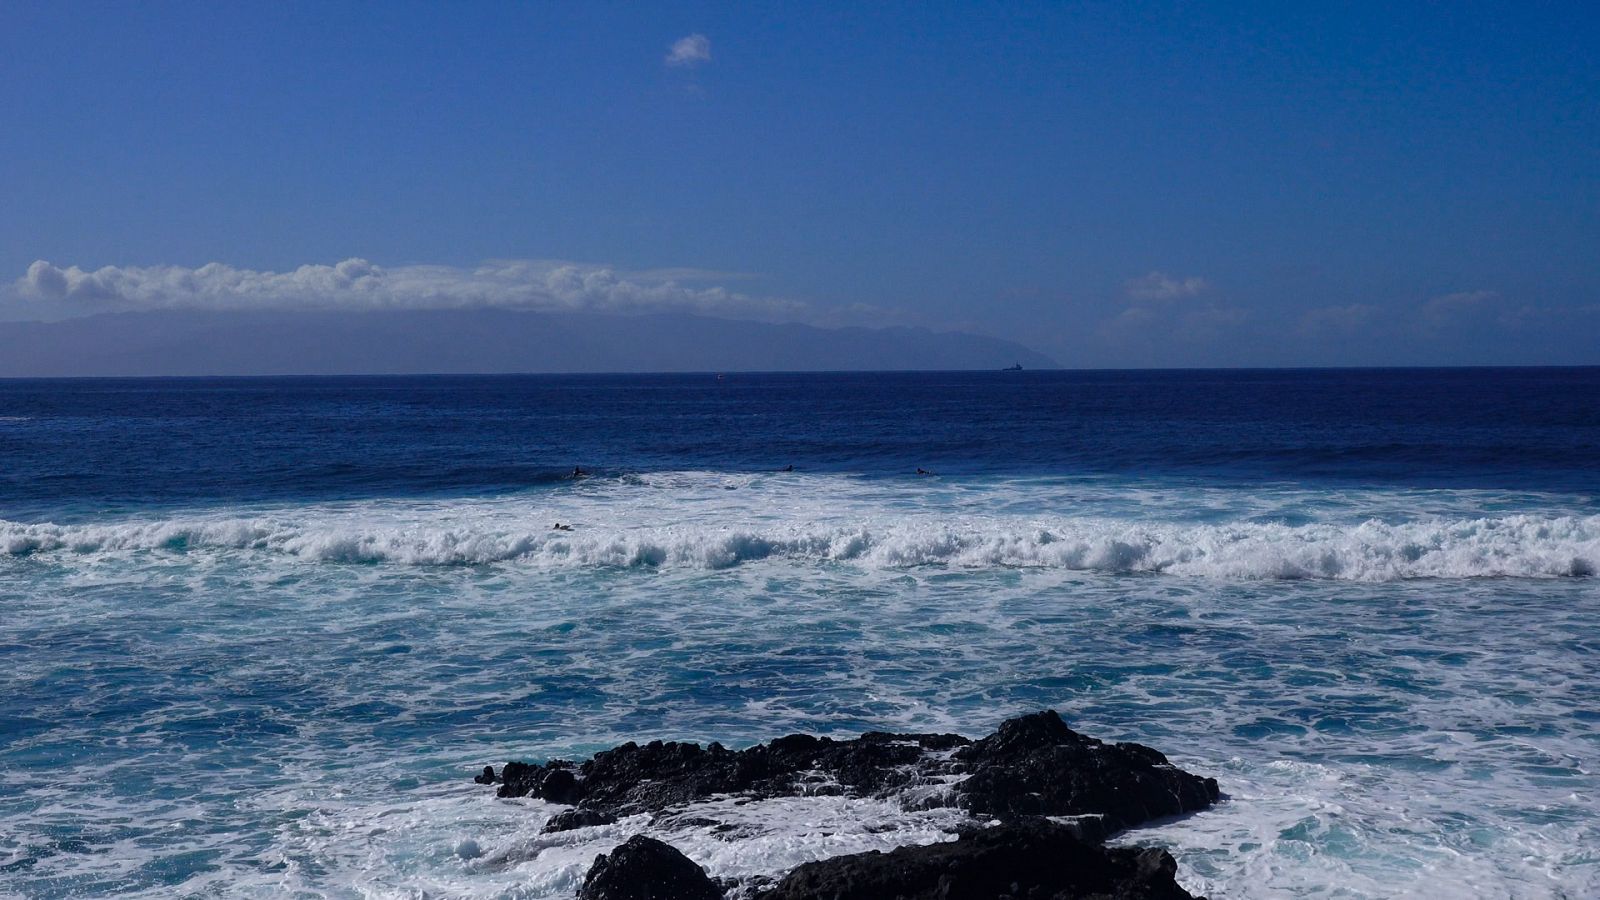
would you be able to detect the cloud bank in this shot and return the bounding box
[665,34,711,67]
[1099,270,1246,358]
[1123,271,1208,302]
[14,258,811,322]
[1421,289,1499,327]
[1298,303,1377,335]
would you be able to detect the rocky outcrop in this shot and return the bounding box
[542,808,619,834]
[495,730,967,814]
[759,819,1199,900]
[478,711,1220,899]
[483,710,1216,835]
[575,835,723,900]
[953,711,1219,837]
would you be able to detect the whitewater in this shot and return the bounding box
[5,474,1597,578]
[3,472,1596,898]
[2,370,1597,898]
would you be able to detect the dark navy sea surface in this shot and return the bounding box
[2,368,1596,517]
[1,369,1596,897]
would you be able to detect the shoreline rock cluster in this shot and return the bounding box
[474,710,1220,899]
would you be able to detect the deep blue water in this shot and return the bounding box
[2,368,1596,517]
[1,369,1596,898]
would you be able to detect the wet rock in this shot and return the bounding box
[954,710,1220,831]
[495,759,575,799]
[542,808,618,833]
[482,711,1215,839]
[491,731,969,814]
[757,818,1200,900]
[473,765,496,785]
[577,835,723,900]
[540,768,581,804]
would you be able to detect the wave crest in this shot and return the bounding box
[2,513,1596,580]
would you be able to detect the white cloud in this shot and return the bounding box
[1183,305,1247,333]
[1099,301,1246,344]
[1100,271,1245,351]
[1104,306,1157,332]
[14,258,811,322]
[665,34,711,67]
[1299,303,1378,335]
[1422,289,1498,320]
[1415,289,1501,334]
[1123,271,1207,302]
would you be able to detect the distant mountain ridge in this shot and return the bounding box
[0,308,1058,376]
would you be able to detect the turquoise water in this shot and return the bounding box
[2,372,1597,897]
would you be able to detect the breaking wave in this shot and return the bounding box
[3,512,1595,580]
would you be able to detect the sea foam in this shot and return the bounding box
[3,500,1595,579]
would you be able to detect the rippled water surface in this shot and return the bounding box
[2,370,1597,897]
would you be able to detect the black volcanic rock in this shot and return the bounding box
[482,713,1221,898]
[954,711,1219,833]
[758,819,1199,900]
[493,731,969,815]
[483,711,1215,839]
[576,835,723,900]
[540,767,582,804]
[542,808,618,833]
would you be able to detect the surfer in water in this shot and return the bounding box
[916,467,932,475]
[571,466,587,478]
[552,522,573,531]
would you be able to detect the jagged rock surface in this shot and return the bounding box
[576,835,723,900]
[542,808,619,833]
[756,819,1200,900]
[953,711,1220,833]
[495,731,967,814]
[484,710,1217,837]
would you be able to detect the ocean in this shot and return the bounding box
[1,368,1596,898]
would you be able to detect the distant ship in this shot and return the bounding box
[1002,363,1023,371]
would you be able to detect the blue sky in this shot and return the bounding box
[3,1,1596,366]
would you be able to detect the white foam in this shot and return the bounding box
[238,784,970,899]
[4,557,1596,898]
[1119,756,1600,899]
[3,497,1595,580]
[4,473,1596,895]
